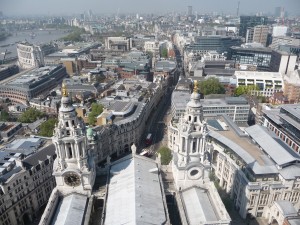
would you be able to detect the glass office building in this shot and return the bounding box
[239,16,268,38]
[228,46,272,70]
[185,36,242,54]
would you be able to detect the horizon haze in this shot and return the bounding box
[1,0,300,17]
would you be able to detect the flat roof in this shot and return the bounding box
[209,119,280,174]
[4,66,62,87]
[51,194,88,225]
[279,114,300,130]
[172,91,249,110]
[263,108,282,125]
[181,187,219,225]
[245,125,300,166]
[231,46,273,53]
[278,164,300,180]
[234,71,283,80]
[281,104,300,120]
[104,155,167,225]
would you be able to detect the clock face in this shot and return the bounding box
[64,172,81,186]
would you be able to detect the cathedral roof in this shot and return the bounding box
[51,193,88,225]
[104,154,168,225]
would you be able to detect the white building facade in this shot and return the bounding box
[209,119,300,220]
[17,42,45,69]
[0,142,56,225]
[233,71,284,97]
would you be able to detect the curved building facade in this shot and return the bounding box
[0,65,67,105]
[17,42,44,69]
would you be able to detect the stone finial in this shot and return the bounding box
[131,143,137,155]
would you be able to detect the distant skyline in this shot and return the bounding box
[1,0,300,17]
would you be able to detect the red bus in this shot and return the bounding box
[145,133,152,146]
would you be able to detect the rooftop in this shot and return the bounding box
[181,187,219,225]
[155,60,176,72]
[281,104,300,120]
[245,125,300,166]
[275,200,298,217]
[234,71,283,80]
[104,154,168,225]
[3,66,63,88]
[172,91,249,110]
[3,137,44,155]
[51,194,88,225]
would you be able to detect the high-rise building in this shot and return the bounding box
[188,6,193,16]
[246,25,269,46]
[272,25,288,37]
[239,16,268,39]
[274,6,285,18]
[269,50,297,74]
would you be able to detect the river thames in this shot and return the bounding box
[0,29,70,61]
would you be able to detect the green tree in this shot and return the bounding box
[0,110,9,121]
[234,85,259,96]
[18,108,45,123]
[88,103,104,125]
[161,48,168,58]
[61,28,86,42]
[146,51,153,59]
[38,118,58,137]
[197,77,225,95]
[157,146,172,165]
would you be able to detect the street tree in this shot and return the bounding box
[0,109,9,121]
[161,48,168,58]
[88,103,104,125]
[38,118,58,137]
[18,108,45,123]
[197,77,225,95]
[157,146,172,165]
[234,85,259,96]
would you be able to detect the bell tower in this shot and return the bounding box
[177,81,209,166]
[52,83,95,195]
[171,81,211,190]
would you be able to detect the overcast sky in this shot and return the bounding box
[1,0,300,16]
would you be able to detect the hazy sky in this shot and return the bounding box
[1,0,300,16]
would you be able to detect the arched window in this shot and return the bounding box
[67,143,72,158]
[192,140,196,153]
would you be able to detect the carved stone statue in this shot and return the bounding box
[106,155,111,165]
[131,143,137,155]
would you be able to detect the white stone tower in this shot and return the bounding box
[52,83,95,195]
[171,81,211,189]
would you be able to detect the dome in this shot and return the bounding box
[87,127,94,139]
[187,81,202,108]
[61,96,71,104]
[190,91,200,100]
